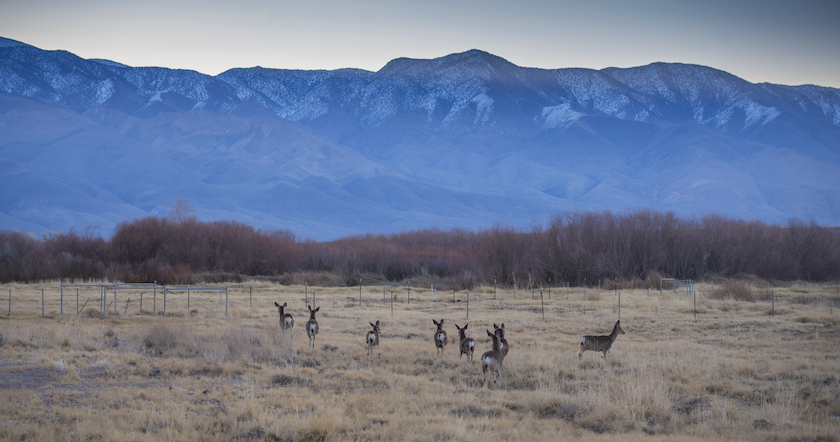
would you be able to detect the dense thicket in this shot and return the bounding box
[1,210,838,285]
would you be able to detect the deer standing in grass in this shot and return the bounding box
[579,320,625,361]
[455,323,475,363]
[481,329,504,388]
[274,302,294,335]
[494,323,509,358]
[305,305,319,348]
[433,319,448,358]
[366,321,381,358]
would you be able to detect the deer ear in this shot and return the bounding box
[274,302,279,307]
[464,324,468,329]
[376,320,380,326]
[283,302,287,307]
[315,307,320,312]
[487,330,494,338]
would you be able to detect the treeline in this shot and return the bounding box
[1,210,838,286]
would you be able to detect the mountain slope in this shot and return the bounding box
[1,40,838,239]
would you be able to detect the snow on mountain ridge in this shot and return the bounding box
[2,40,840,238]
[542,103,583,129]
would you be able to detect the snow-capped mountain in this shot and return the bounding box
[1,37,838,239]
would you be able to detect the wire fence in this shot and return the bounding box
[2,279,814,322]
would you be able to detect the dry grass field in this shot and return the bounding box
[1,280,839,441]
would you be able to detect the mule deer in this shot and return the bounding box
[481,330,504,388]
[366,320,381,358]
[494,323,509,358]
[305,305,319,348]
[579,320,625,361]
[455,323,475,363]
[433,319,448,358]
[274,302,294,334]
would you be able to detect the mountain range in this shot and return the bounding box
[1,36,839,240]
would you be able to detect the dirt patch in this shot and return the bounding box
[0,364,55,390]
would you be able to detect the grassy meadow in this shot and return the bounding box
[1,280,839,441]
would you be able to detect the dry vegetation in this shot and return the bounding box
[3,210,838,286]
[1,280,839,441]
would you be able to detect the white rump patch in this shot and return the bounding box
[580,337,585,345]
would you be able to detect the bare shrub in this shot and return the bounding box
[287,271,345,287]
[584,290,601,302]
[143,325,177,354]
[708,280,770,302]
[3,209,840,285]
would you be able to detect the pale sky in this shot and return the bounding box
[2,0,839,88]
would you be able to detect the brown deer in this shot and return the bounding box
[481,329,504,388]
[455,323,475,363]
[305,305,319,348]
[579,320,625,361]
[366,320,381,358]
[274,302,294,334]
[433,319,448,358]
[494,323,509,358]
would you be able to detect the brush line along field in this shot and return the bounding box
[1,281,839,441]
